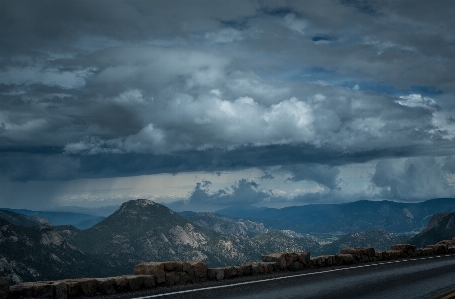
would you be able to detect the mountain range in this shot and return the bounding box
[214,198,455,236]
[65,200,321,273]
[2,198,455,284]
[0,200,320,283]
[0,208,105,229]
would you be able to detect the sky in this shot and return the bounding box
[1,0,455,211]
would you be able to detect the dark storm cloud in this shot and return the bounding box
[1,0,455,193]
[282,164,341,190]
[187,179,270,206]
[0,153,80,181]
[371,157,455,200]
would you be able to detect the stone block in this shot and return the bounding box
[296,252,311,264]
[261,253,283,269]
[311,256,322,267]
[179,272,190,285]
[165,272,181,286]
[142,275,156,288]
[323,255,335,266]
[437,240,453,246]
[114,276,128,293]
[223,267,231,279]
[53,282,67,299]
[234,265,244,276]
[9,282,55,298]
[134,262,165,284]
[289,253,299,263]
[184,261,207,279]
[164,262,183,272]
[33,282,54,298]
[289,261,303,271]
[420,248,434,256]
[391,244,417,255]
[207,268,224,281]
[251,263,262,275]
[125,275,144,291]
[429,244,448,254]
[262,262,275,273]
[340,248,357,255]
[78,278,98,297]
[261,253,290,270]
[260,264,269,275]
[241,263,252,275]
[0,277,11,299]
[64,280,80,297]
[357,247,376,258]
[182,262,195,278]
[382,250,401,259]
[336,254,354,265]
[9,284,34,299]
[96,277,116,295]
[353,248,368,257]
[283,253,294,267]
[228,266,237,278]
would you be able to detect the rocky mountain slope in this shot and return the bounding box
[66,199,321,274]
[316,230,408,255]
[215,198,455,235]
[409,211,455,247]
[0,218,109,284]
[180,211,269,237]
[0,210,50,227]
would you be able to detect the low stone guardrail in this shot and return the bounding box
[2,237,455,299]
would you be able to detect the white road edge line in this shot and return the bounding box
[133,253,455,299]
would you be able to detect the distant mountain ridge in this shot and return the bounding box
[215,198,455,235]
[46,205,120,217]
[0,210,50,227]
[0,208,105,229]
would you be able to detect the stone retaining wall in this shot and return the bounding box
[3,237,455,299]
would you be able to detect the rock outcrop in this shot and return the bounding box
[409,211,455,247]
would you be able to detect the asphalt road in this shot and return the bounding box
[100,254,455,299]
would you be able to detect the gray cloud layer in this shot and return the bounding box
[1,0,455,204]
[187,179,270,206]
